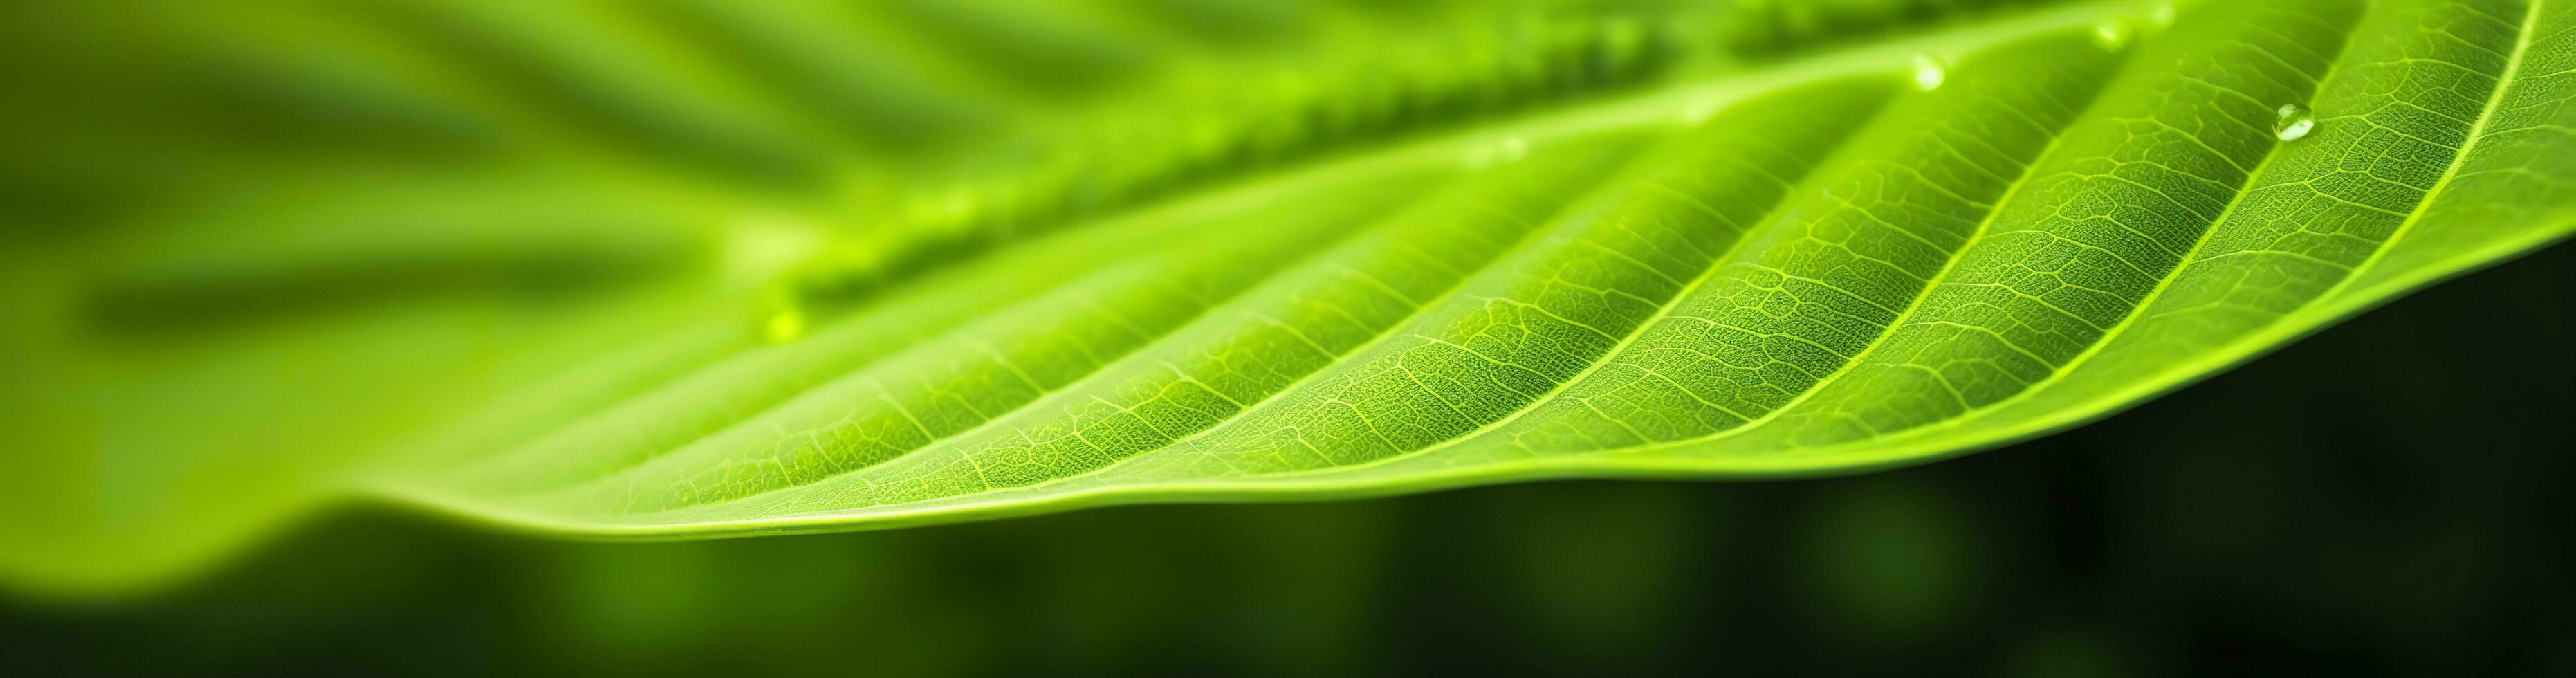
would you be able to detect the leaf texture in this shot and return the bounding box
[3,0,2571,594]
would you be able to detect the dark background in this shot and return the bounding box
[5,241,2571,677]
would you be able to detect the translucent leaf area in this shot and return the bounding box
[3,0,2570,595]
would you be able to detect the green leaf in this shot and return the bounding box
[4,0,2571,595]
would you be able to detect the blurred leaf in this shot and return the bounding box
[2,0,2570,595]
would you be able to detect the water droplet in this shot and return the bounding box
[2272,103,2315,142]
[764,307,807,344]
[2090,20,2132,51]
[1911,54,1947,91]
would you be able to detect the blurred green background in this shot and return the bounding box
[8,243,2568,676]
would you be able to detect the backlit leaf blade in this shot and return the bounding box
[2,0,2569,594]
[386,0,2575,532]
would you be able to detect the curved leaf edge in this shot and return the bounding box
[371,206,2576,541]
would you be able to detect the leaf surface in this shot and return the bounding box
[3,0,2570,594]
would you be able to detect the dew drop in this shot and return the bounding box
[2272,103,2315,142]
[1910,53,1947,91]
[763,307,807,344]
[2149,3,2178,28]
[2090,20,2132,51]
